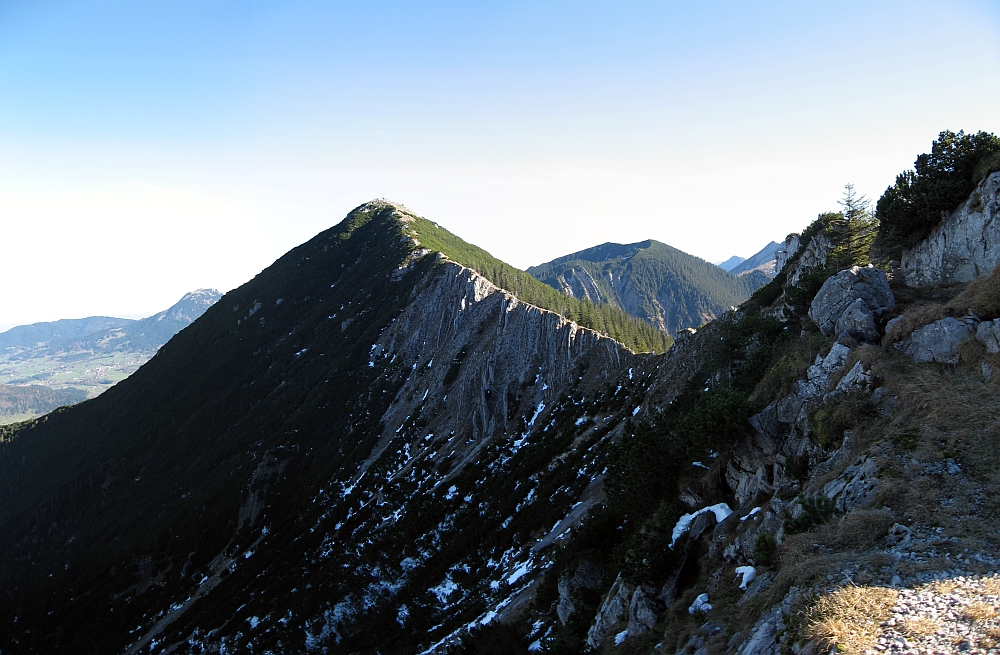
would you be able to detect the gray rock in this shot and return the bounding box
[585,573,633,649]
[556,561,602,624]
[808,266,894,337]
[902,171,1000,287]
[886,523,912,550]
[829,360,871,398]
[774,235,800,275]
[787,233,833,288]
[626,587,659,636]
[834,298,880,342]
[734,587,799,655]
[984,361,995,381]
[896,317,976,364]
[976,320,1000,354]
[822,455,879,511]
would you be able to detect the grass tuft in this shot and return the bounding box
[803,585,899,655]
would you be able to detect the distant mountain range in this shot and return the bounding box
[715,255,746,271]
[527,240,771,333]
[715,240,783,276]
[0,289,220,423]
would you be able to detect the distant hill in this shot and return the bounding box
[45,289,222,354]
[0,289,221,424]
[0,316,132,351]
[729,240,782,276]
[715,255,746,271]
[528,240,770,333]
[0,385,88,422]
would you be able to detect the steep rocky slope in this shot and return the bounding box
[528,241,769,333]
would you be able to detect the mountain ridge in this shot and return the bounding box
[528,239,769,333]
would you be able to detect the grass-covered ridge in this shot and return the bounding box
[399,209,672,353]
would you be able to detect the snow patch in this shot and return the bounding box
[669,503,733,548]
[528,402,545,427]
[688,593,712,614]
[735,566,756,590]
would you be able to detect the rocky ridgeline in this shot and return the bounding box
[569,174,1000,655]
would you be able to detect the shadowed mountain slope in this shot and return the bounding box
[527,240,770,333]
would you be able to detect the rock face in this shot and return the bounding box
[366,261,636,475]
[556,561,603,625]
[808,266,894,337]
[896,316,976,364]
[786,233,832,287]
[586,574,634,649]
[774,235,801,275]
[822,455,880,511]
[902,171,1000,287]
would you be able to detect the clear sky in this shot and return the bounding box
[2,0,999,330]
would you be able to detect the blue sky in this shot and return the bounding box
[2,1,999,329]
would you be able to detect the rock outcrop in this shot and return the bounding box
[896,316,977,364]
[586,574,634,649]
[977,320,1000,354]
[902,171,1000,287]
[774,235,800,275]
[808,266,894,338]
[786,233,832,287]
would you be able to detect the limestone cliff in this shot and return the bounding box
[902,171,1000,286]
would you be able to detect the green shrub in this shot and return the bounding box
[875,130,1000,254]
[785,494,837,534]
[754,531,778,567]
[785,453,810,483]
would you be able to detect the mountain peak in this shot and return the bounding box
[154,288,222,323]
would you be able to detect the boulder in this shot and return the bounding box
[896,317,976,364]
[902,171,1000,287]
[827,361,870,399]
[808,266,894,337]
[977,320,1000,354]
[834,298,879,342]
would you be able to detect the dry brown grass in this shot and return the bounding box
[884,303,950,345]
[948,263,1000,319]
[980,626,1000,649]
[836,509,895,550]
[804,585,899,654]
[901,617,940,637]
[929,579,961,594]
[893,366,1000,480]
[963,601,999,622]
[980,578,1000,596]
